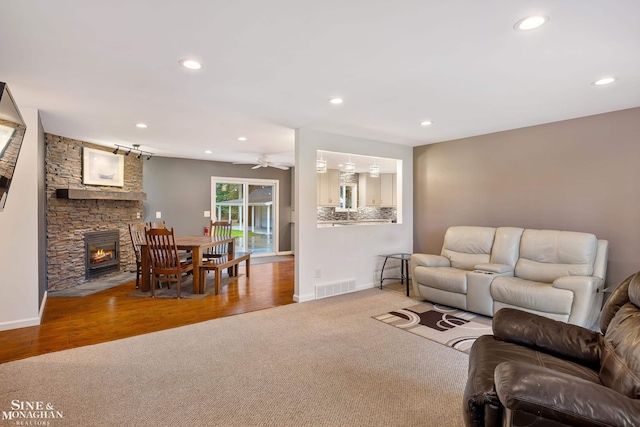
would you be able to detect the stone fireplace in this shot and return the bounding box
[45,134,144,291]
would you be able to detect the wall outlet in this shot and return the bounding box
[315,269,321,278]
[155,211,162,219]
[204,210,211,218]
[136,212,141,219]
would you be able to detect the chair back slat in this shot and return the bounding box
[210,221,232,255]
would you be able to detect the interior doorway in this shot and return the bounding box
[211,177,279,256]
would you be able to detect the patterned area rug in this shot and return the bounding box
[374,302,493,354]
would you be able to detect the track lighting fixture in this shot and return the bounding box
[112,144,153,160]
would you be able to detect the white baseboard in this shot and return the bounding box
[356,282,376,291]
[276,250,293,256]
[294,281,376,303]
[293,293,315,302]
[0,316,41,332]
[0,292,47,332]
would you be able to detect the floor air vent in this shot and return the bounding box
[315,280,356,299]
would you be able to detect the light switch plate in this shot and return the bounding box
[204,211,211,217]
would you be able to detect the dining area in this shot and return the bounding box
[128,221,251,298]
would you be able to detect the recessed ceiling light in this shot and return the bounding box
[593,77,616,86]
[135,123,148,128]
[238,137,247,141]
[420,121,433,126]
[513,15,549,31]
[179,59,202,70]
[205,150,212,154]
[329,98,344,105]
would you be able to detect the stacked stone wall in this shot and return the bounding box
[46,134,143,291]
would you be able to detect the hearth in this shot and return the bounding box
[85,230,120,279]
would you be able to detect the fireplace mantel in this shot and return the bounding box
[56,188,147,201]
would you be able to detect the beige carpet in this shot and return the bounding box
[0,288,469,426]
[374,302,493,354]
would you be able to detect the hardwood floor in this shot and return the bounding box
[0,259,294,364]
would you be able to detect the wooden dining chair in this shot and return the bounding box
[203,220,233,260]
[148,220,193,263]
[145,227,193,298]
[128,223,147,289]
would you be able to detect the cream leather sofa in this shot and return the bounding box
[411,226,609,327]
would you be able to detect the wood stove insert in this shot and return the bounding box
[85,230,120,279]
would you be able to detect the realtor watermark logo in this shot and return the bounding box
[2,400,64,425]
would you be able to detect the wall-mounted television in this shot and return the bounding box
[0,82,26,212]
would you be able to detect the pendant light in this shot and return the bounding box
[316,152,327,173]
[370,158,380,177]
[344,156,355,174]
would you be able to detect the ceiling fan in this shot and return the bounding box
[233,154,291,170]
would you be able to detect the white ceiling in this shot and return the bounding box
[1,1,639,167]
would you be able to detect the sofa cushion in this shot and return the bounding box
[441,226,495,270]
[599,301,640,398]
[490,227,524,267]
[491,277,573,315]
[515,230,598,283]
[413,267,467,294]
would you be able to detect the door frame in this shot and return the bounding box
[211,176,279,256]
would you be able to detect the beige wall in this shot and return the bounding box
[0,108,42,331]
[413,107,640,288]
[296,129,413,302]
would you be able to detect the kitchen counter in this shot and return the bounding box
[317,219,394,227]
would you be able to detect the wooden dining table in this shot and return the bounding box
[140,235,235,294]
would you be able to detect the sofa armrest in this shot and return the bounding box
[473,263,514,275]
[495,362,640,427]
[554,276,604,326]
[493,308,601,367]
[553,275,602,293]
[410,253,450,268]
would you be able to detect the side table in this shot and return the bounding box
[379,253,412,296]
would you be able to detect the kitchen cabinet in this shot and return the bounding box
[359,174,381,206]
[380,173,396,207]
[359,173,396,207]
[317,169,340,206]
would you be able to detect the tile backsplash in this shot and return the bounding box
[317,206,396,222]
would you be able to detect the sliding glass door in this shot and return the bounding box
[211,177,278,256]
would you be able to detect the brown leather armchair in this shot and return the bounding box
[464,272,640,427]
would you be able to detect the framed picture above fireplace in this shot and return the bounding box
[83,147,124,187]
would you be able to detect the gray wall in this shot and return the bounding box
[143,156,292,252]
[413,107,640,288]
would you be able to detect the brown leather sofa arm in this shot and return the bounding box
[495,361,640,427]
[493,308,601,368]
